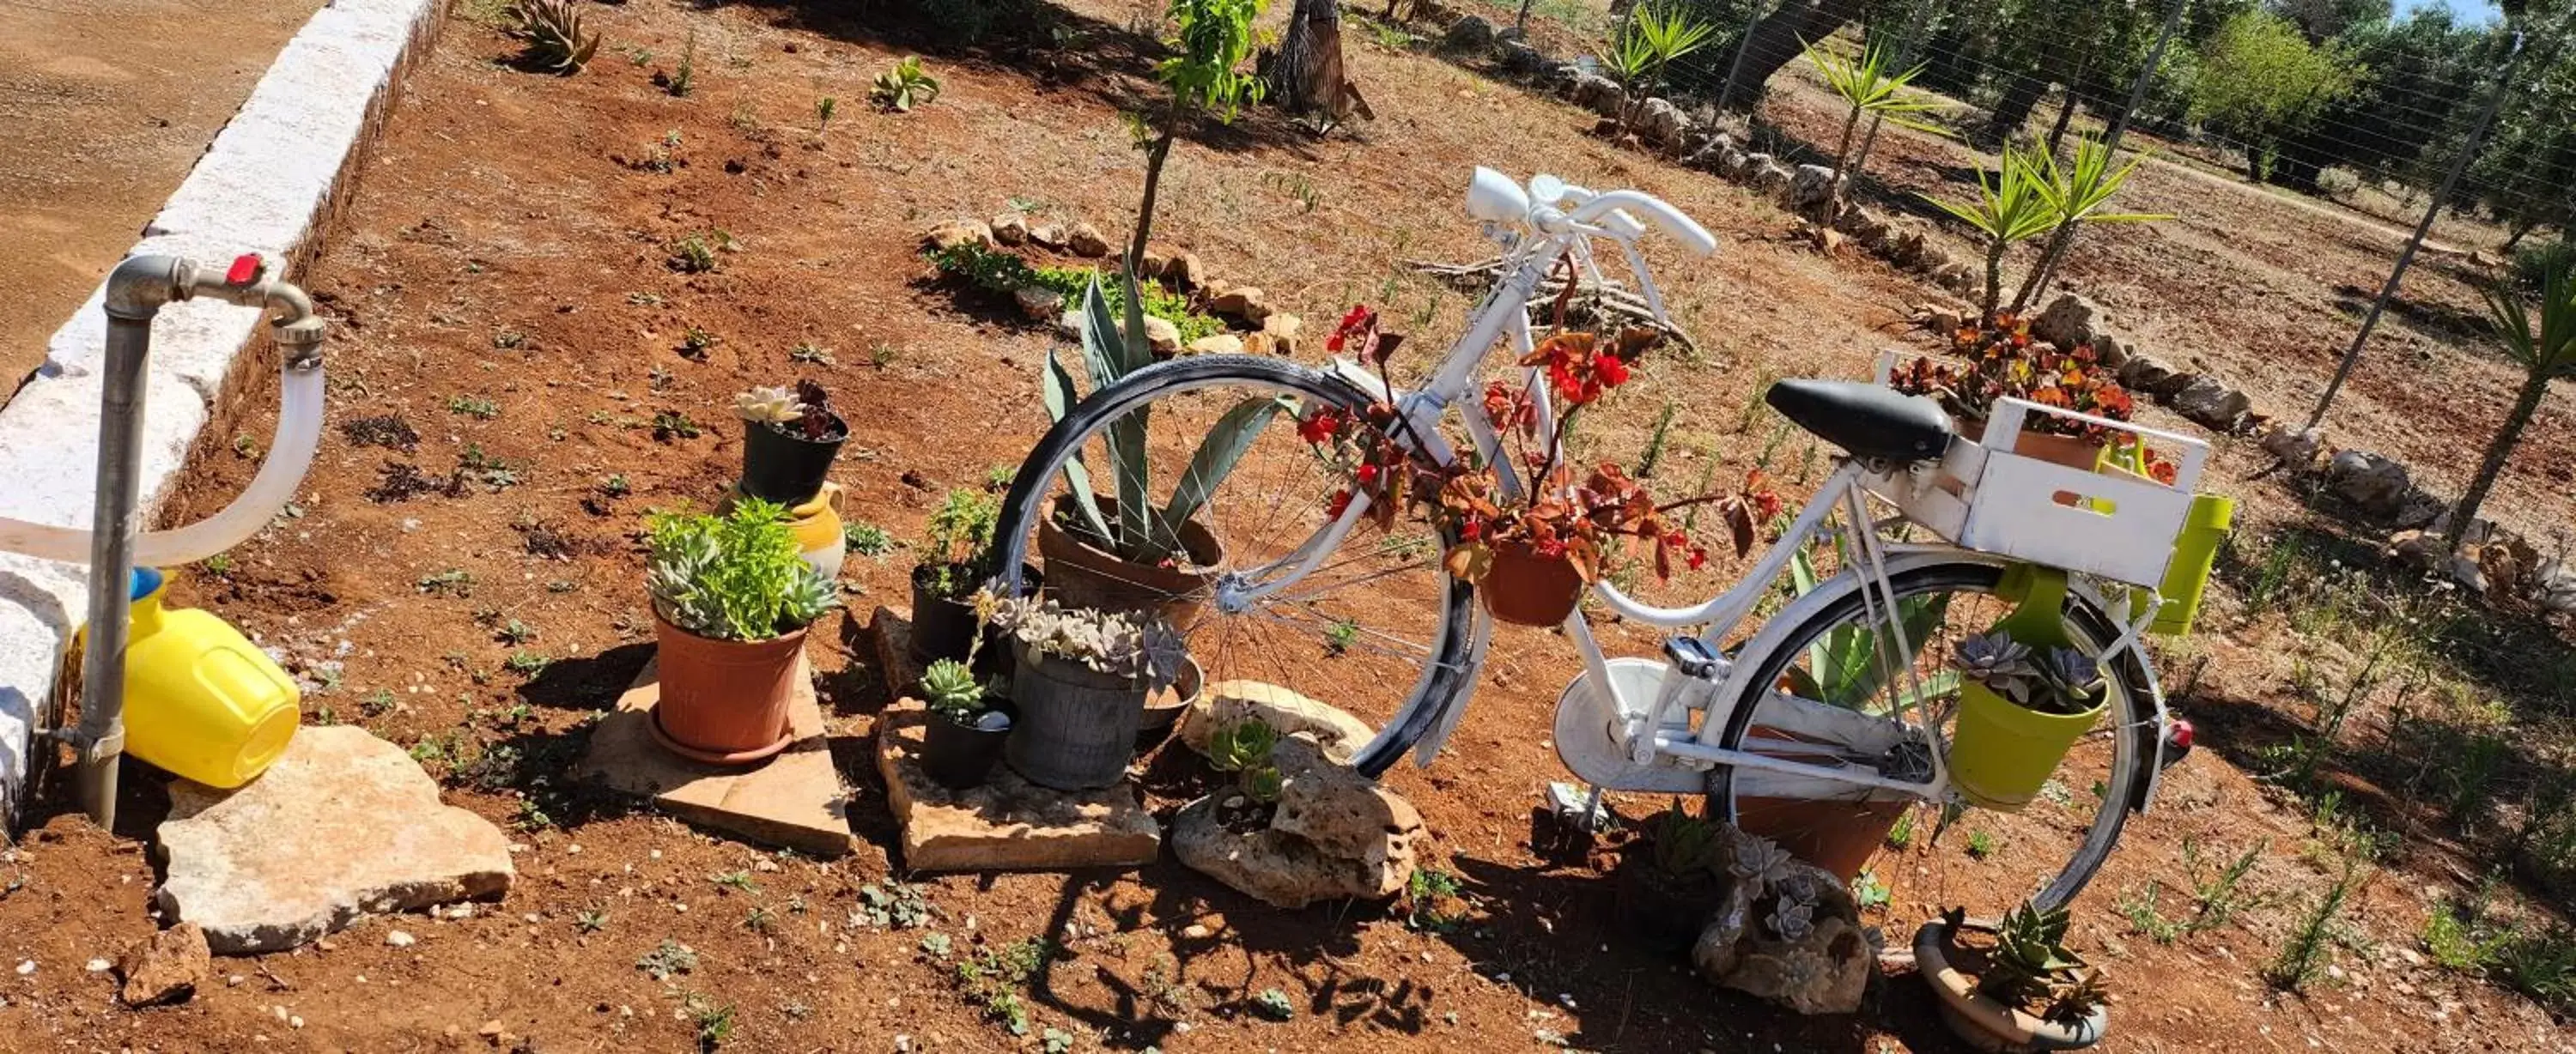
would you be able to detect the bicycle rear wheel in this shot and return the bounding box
[991,354,1477,776]
[1710,560,2146,927]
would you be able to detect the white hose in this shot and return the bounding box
[0,364,324,566]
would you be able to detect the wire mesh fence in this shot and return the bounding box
[1567,0,2575,430]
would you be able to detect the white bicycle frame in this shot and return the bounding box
[1222,170,2172,808]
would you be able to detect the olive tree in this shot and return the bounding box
[2188,9,2361,181]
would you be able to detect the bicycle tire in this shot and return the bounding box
[991,354,1480,778]
[1707,560,2152,912]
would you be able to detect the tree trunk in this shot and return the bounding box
[2444,369,2555,551]
[2501,221,2535,252]
[1821,102,1862,223]
[2043,54,2091,159]
[1719,0,1867,112]
[1275,0,1349,117]
[1127,131,1178,282]
[1982,239,2006,320]
[1985,73,2050,143]
[2012,221,2078,314]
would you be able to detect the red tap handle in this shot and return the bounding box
[224,254,264,287]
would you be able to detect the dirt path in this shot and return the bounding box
[0,0,323,391]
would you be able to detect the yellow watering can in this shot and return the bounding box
[94,567,301,788]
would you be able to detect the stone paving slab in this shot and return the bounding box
[578,651,855,857]
[869,608,1159,873]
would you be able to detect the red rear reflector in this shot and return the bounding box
[225,254,261,285]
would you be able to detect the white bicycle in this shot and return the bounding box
[995,169,2199,921]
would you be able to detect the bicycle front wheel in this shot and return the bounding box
[992,354,1477,777]
[1710,560,2146,928]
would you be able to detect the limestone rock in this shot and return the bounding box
[1886,227,1928,269]
[1139,316,1182,356]
[1179,681,1375,765]
[1747,154,1795,194]
[1935,264,1978,295]
[925,220,993,252]
[2116,354,2190,396]
[991,213,1029,247]
[1837,205,1890,248]
[2391,488,2447,530]
[1787,164,1838,209]
[1014,286,1063,322]
[2325,450,2410,515]
[1027,222,1068,250]
[117,924,209,1007]
[1442,13,1497,52]
[156,727,513,954]
[2167,376,2251,433]
[2031,292,2100,349]
[1920,304,1965,336]
[1637,97,1691,148]
[1170,737,1422,908]
[2389,530,2450,571]
[1261,312,1303,356]
[1166,251,1207,289]
[1066,223,1113,258]
[1500,39,1546,76]
[1692,834,1870,1015]
[1209,286,1271,323]
[1267,737,1421,869]
[1139,244,1174,279]
[1568,72,1624,117]
[2259,425,2325,470]
[876,700,1160,872]
[1054,309,1084,341]
[1716,144,1751,179]
[1185,333,1244,355]
[1241,332,1278,355]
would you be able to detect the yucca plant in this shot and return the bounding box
[2010,136,2172,312]
[870,57,942,112]
[1802,35,1946,224]
[1926,143,2063,320]
[511,0,601,74]
[2446,254,2576,550]
[1602,3,1717,136]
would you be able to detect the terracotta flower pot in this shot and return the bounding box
[1139,656,1204,741]
[1036,494,1224,630]
[651,614,804,765]
[1914,916,2107,1053]
[1477,539,1586,627]
[2012,430,2107,472]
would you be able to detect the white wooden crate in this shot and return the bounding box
[1862,359,2210,588]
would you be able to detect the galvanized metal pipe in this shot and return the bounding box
[71,253,324,829]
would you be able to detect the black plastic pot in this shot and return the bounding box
[922,710,1011,789]
[1003,642,1149,790]
[740,413,848,505]
[1614,856,1722,957]
[910,563,1040,677]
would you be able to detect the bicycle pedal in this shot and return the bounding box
[1661,636,1725,681]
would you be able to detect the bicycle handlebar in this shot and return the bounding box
[1567,191,1717,257]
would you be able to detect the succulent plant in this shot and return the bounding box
[1207,719,1285,804]
[1767,896,1816,942]
[2043,966,2110,1025]
[920,658,987,726]
[2034,646,2105,712]
[1641,802,1725,881]
[510,0,600,74]
[1728,833,1794,885]
[1977,900,2084,1009]
[645,500,836,641]
[735,385,805,425]
[1953,631,2037,700]
[986,597,1184,687]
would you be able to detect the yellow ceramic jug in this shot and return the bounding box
[118,567,301,788]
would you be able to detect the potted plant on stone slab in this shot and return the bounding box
[918,657,1012,789]
[644,500,837,764]
[909,487,1029,669]
[987,596,1184,790]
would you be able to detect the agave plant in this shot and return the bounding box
[2446,254,2576,550]
[1926,143,2063,320]
[1601,3,1717,136]
[870,57,942,112]
[510,0,601,74]
[1977,901,2085,1009]
[1044,272,1286,565]
[1802,35,1947,225]
[1642,802,1725,881]
[2011,136,2172,312]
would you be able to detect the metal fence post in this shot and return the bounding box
[2302,28,2528,433]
